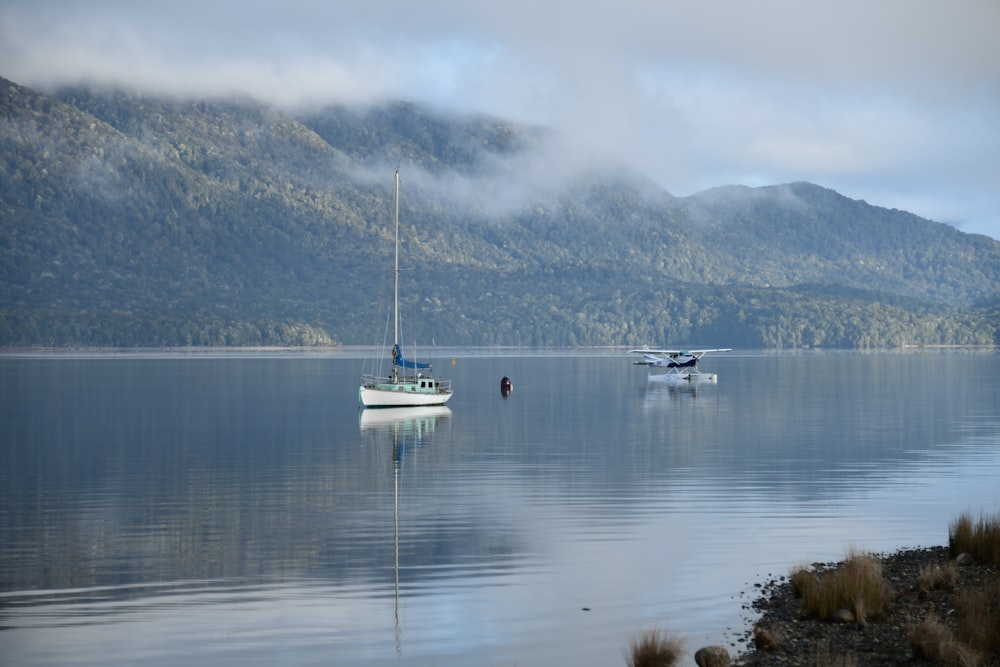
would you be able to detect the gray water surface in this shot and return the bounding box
[1,349,998,666]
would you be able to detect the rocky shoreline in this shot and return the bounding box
[722,545,999,667]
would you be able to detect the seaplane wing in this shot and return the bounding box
[629,347,732,367]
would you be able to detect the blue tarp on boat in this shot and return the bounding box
[392,344,431,370]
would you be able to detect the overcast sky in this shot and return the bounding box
[3,0,999,239]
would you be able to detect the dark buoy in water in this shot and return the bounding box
[500,376,513,397]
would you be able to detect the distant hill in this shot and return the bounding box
[1,76,997,348]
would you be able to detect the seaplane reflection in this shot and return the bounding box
[358,406,452,654]
[638,376,715,412]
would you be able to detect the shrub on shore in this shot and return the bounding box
[954,578,1000,658]
[949,511,1000,565]
[625,626,684,667]
[907,613,981,667]
[917,561,958,592]
[789,547,892,625]
[945,511,1000,661]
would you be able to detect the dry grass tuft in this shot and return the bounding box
[752,623,782,652]
[917,561,958,593]
[954,578,1000,657]
[908,613,981,667]
[625,626,685,667]
[789,548,892,624]
[790,566,815,599]
[946,512,1000,663]
[949,511,1000,565]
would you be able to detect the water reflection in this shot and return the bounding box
[358,406,452,655]
[1,352,998,667]
[359,406,452,464]
[638,375,715,405]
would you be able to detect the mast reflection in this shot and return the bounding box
[358,406,453,654]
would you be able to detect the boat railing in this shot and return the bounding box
[360,372,452,393]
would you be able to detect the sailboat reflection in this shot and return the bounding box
[358,406,452,654]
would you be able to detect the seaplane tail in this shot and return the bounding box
[634,353,663,366]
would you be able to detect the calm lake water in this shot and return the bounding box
[1,349,998,666]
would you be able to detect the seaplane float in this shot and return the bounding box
[629,347,732,382]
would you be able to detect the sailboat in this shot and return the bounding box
[359,405,452,653]
[359,170,453,408]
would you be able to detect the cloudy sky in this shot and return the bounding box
[3,0,999,239]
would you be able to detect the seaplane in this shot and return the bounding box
[629,346,732,382]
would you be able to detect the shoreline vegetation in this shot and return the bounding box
[627,512,1000,667]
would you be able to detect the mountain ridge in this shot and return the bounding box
[1,75,997,348]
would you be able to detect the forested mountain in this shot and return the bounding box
[1,75,998,348]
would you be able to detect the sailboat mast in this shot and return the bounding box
[393,169,400,349]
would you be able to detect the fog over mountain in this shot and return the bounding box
[1,77,998,348]
[3,0,999,240]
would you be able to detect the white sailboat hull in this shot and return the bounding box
[359,382,453,408]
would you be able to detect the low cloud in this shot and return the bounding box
[3,0,998,239]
